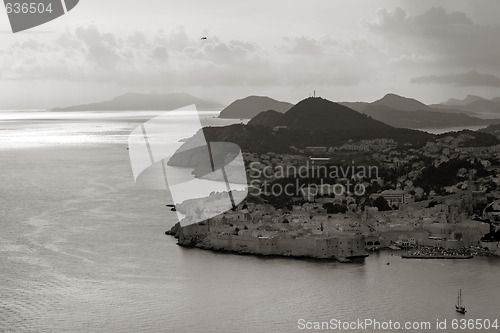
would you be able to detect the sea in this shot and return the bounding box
[0,110,499,333]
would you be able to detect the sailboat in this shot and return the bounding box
[455,289,466,314]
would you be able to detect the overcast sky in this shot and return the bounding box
[1,0,500,109]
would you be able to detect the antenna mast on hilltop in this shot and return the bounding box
[314,90,316,98]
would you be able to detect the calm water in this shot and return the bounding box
[0,111,499,332]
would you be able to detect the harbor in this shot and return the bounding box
[402,254,473,259]
[402,245,495,259]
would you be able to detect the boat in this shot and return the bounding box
[455,289,466,314]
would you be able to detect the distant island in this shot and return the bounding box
[55,91,500,129]
[52,92,224,111]
[218,93,500,129]
[341,93,498,129]
[431,95,500,114]
[218,95,293,119]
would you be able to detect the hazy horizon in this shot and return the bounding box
[3,91,499,113]
[1,0,500,109]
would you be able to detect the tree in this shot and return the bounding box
[427,200,439,208]
[373,196,391,211]
[322,202,347,214]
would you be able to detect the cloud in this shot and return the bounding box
[411,70,500,87]
[273,36,383,85]
[74,26,120,69]
[279,36,324,55]
[365,6,473,36]
[363,6,500,70]
[0,25,269,86]
[0,25,381,88]
[364,6,474,39]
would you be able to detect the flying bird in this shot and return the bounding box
[201,37,207,40]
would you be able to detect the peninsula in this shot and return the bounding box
[165,96,500,262]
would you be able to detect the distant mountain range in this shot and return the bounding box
[167,96,500,169]
[227,93,491,129]
[236,93,500,130]
[430,95,500,115]
[340,93,429,113]
[443,95,485,106]
[340,93,499,129]
[169,97,434,161]
[52,91,500,130]
[217,96,293,119]
[52,93,224,111]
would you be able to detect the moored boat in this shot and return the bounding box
[455,289,466,314]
